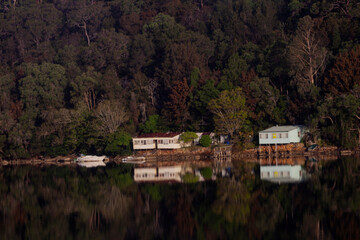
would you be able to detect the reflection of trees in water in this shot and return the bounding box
[1,158,360,239]
[0,166,134,239]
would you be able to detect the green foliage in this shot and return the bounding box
[316,93,360,148]
[200,167,213,180]
[143,13,185,48]
[182,172,199,183]
[221,53,248,87]
[208,87,248,139]
[139,114,167,133]
[105,130,132,156]
[180,132,198,143]
[249,77,286,125]
[190,67,201,89]
[199,135,211,147]
[192,79,220,115]
[18,63,67,111]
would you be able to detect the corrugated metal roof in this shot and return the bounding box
[134,132,181,138]
[259,125,299,133]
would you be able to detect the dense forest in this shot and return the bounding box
[0,0,360,159]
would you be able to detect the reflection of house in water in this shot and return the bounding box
[260,165,308,184]
[134,165,183,182]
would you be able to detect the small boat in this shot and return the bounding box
[75,155,108,167]
[75,155,107,162]
[122,156,146,164]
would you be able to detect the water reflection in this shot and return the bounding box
[260,164,308,183]
[133,163,229,183]
[1,156,359,239]
[77,161,106,168]
[259,157,317,184]
[134,165,183,182]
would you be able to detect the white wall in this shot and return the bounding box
[259,128,301,145]
[132,138,156,150]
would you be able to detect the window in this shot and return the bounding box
[285,133,288,138]
[260,134,268,139]
[141,140,147,145]
[158,140,163,144]
[163,139,169,144]
[169,139,173,144]
[134,140,140,145]
[147,140,153,144]
[279,133,288,138]
[272,133,277,139]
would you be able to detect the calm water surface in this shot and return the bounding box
[0,157,359,239]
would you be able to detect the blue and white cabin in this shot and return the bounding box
[259,125,305,145]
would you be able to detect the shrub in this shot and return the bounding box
[199,135,211,147]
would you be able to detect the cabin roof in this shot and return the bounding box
[134,132,181,138]
[259,125,299,133]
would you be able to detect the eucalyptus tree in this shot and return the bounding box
[288,16,328,92]
[208,87,248,140]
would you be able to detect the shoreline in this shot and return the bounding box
[0,144,356,166]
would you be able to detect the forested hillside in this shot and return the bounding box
[0,0,359,158]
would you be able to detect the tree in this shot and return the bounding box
[289,16,327,91]
[221,53,248,87]
[94,100,129,134]
[82,29,129,71]
[69,67,100,110]
[104,130,132,156]
[18,63,67,112]
[316,93,360,148]
[191,79,219,129]
[139,115,167,134]
[180,132,198,144]
[67,1,108,46]
[324,46,360,95]
[249,77,286,126]
[208,87,248,139]
[163,78,192,129]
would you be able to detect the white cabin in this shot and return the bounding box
[132,132,182,150]
[259,125,305,145]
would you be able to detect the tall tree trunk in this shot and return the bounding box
[82,20,91,46]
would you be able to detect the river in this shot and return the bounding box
[0,156,359,239]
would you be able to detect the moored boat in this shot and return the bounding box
[75,155,107,162]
